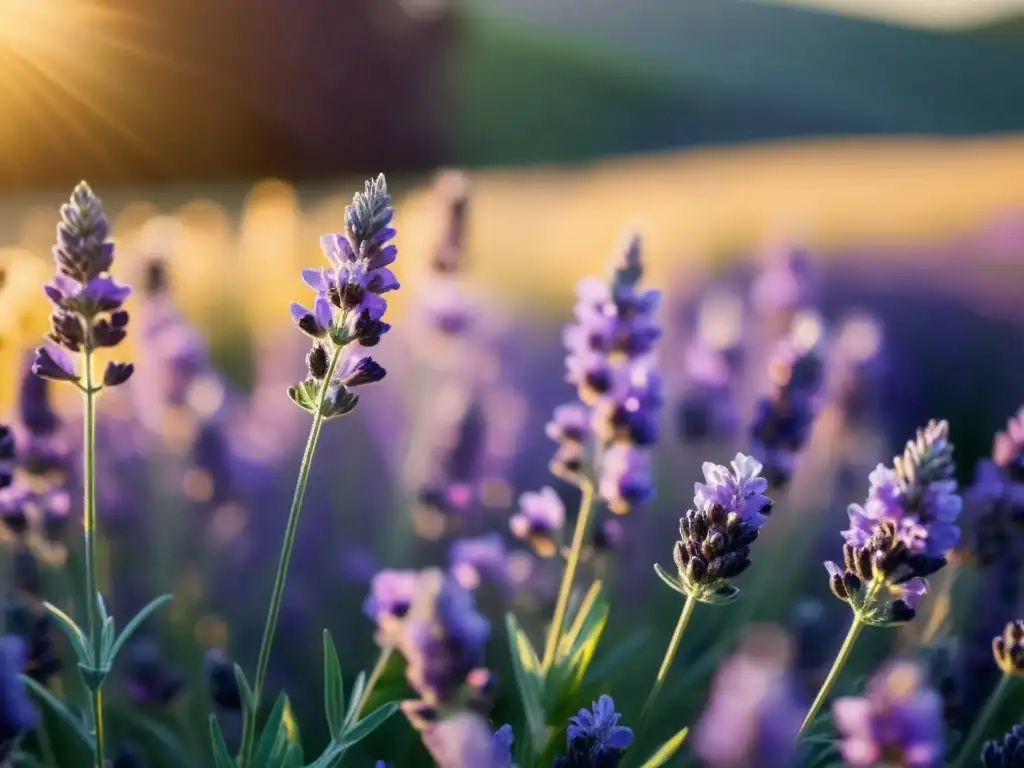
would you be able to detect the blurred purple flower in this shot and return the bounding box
[0,635,37,756]
[449,533,509,592]
[363,569,419,647]
[414,710,516,768]
[693,625,802,768]
[832,661,943,768]
[749,313,825,487]
[125,640,186,706]
[0,426,13,491]
[828,313,885,426]
[983,724,1024,768]
[510,487,565,558]
[750,243,818,333]
[203,648,242,711]
[396,569,490,705]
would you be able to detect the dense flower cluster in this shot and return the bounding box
[832,661,944,768]
[826,420,961,624]
[672,454,772,602]
[32,182,134,388]
[560,234,662,513]
[749,312,825,487]
[554,695,633,767]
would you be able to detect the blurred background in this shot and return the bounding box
[3,0,1024,765]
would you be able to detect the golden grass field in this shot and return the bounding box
[2,132,1024,407]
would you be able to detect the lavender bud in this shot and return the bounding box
[307,343,330,379]
[338,355,387,387]
[103,361,134,388]
[203,649,241,711]
[993,619,1024,676]
[983,724,1024,768]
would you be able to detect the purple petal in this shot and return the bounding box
[290,302,310,323]
[314,293,333,330]
[302,268,329,291]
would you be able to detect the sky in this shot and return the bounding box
[765,0,1024,28]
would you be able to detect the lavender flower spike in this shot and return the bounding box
[827,420,961,626]
[288,174,395,418]
[832,661,944,768]
[510,486,565,558]
[671,453,773,603]
[34,182,134,388]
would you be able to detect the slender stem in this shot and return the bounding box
[91,689,104,768]
[81,340,104,768]
[634,593,698,746]
[799,613,865,736]
[952,673,1012,768]
[541,480,595,674]
[38,715,58,768]
[239,346,344,768]
[352,645,394,723]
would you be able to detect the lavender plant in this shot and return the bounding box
[223,175,401,768]
[804,420,962,734]
[20,183,171,768]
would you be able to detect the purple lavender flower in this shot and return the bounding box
[672,454,772,602]
[0,635,37,759]
[554,695,633,767]
[363,569,419,647]
[832,661,944,768]
[693,625,802,768]
[558,234,662,514]
[843,421,961,559]
[510,487,565,558]
[826,421,961,624]
[289,175,394,416]
[33,182,133,387]
[449,533,510,592]
[396,569,490,706]
[694,454,774,530]
[547,403,591,483]
[749,313,825,487]
[983,724,1024,768]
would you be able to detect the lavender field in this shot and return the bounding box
[1,130,1024,768]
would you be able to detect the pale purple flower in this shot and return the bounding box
[510,487,565,557]
[396,569,490,705]
[749,313,825,487]
[694,453,773,530]
[832,661,944,768]
[32,345,78,383]
[598,443,653,515]
[363,569,419,646]
[416,711,515,768]
[693,625,802,768]
[750,243,817,328]
[449,533,510,591]
[546,403,591,445]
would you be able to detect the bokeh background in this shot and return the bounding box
[3,0,1024,765]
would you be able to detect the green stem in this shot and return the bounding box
[352,645,394,724]
[952,673,1012,768]
[541,480,595,674]
[635,592,698,744]
[799,613,864,736]
[81,340,104,768]
[239,346,344,768]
